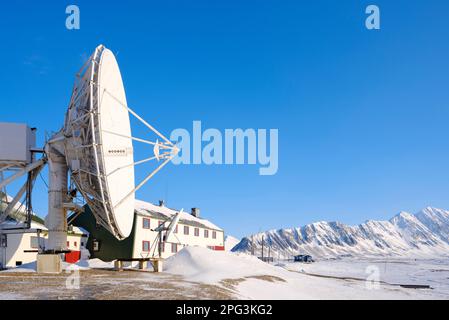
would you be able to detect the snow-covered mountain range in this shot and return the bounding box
[232,207,449,258]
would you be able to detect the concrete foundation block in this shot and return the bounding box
[114,260,123,271]
[37,254,62,274]
[138,261,147,270]
[152,259,163,273]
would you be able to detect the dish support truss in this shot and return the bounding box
[0,159,46,227]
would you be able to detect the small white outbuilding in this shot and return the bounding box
[0,217,87,269]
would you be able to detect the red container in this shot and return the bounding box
[65,251,81,263]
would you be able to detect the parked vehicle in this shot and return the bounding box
[294,254,314,263]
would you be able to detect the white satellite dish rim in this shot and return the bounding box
[95,47,135,237]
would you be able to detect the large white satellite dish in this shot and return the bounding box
[60,45,178,240]
[63,46,135,238]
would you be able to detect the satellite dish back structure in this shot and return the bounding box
[63,46,135,239]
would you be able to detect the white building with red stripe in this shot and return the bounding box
[134,200,225,259]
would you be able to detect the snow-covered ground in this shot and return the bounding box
[0,259,115,273]
[163,247,448,299]
[282,257,449,298]
[2,247,448,300]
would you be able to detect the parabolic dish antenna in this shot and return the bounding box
[61,45,177,240]
[63,45,134,238]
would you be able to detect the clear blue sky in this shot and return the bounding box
[1,1,448,238]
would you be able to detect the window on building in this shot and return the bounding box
[142,241,151,252]
[0,234,7,247]
[160,242,165,253]
[184,226,189,235]
[212,231,217,239]
[67,241,70,248]
[92,239,100,252]
[194,228,199,237]
[174,225,178,234]
[171,243,177,253]
[204,230,209,238]
[142,218,151,229]
[74,241,77,247]
[30,236,39,249]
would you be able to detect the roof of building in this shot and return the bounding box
[134,199,223,231]
[1,192,44,225]
[1,217,85,236]
[0,218,47,231]
[73,226,89,236]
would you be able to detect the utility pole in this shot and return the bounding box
[261,235,264,261]
[251,235,254,256]
[268,246,271,263]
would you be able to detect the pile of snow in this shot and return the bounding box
[233,207,449,259]
[65,258,114,270]
[165,246,287,284]
[80,248,90,260]
[225,236,240,251]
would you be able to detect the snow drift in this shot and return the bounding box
[164,246,287,284]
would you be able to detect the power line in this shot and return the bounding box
[39,172,49,189]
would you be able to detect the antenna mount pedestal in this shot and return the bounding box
[38,138,68,273]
